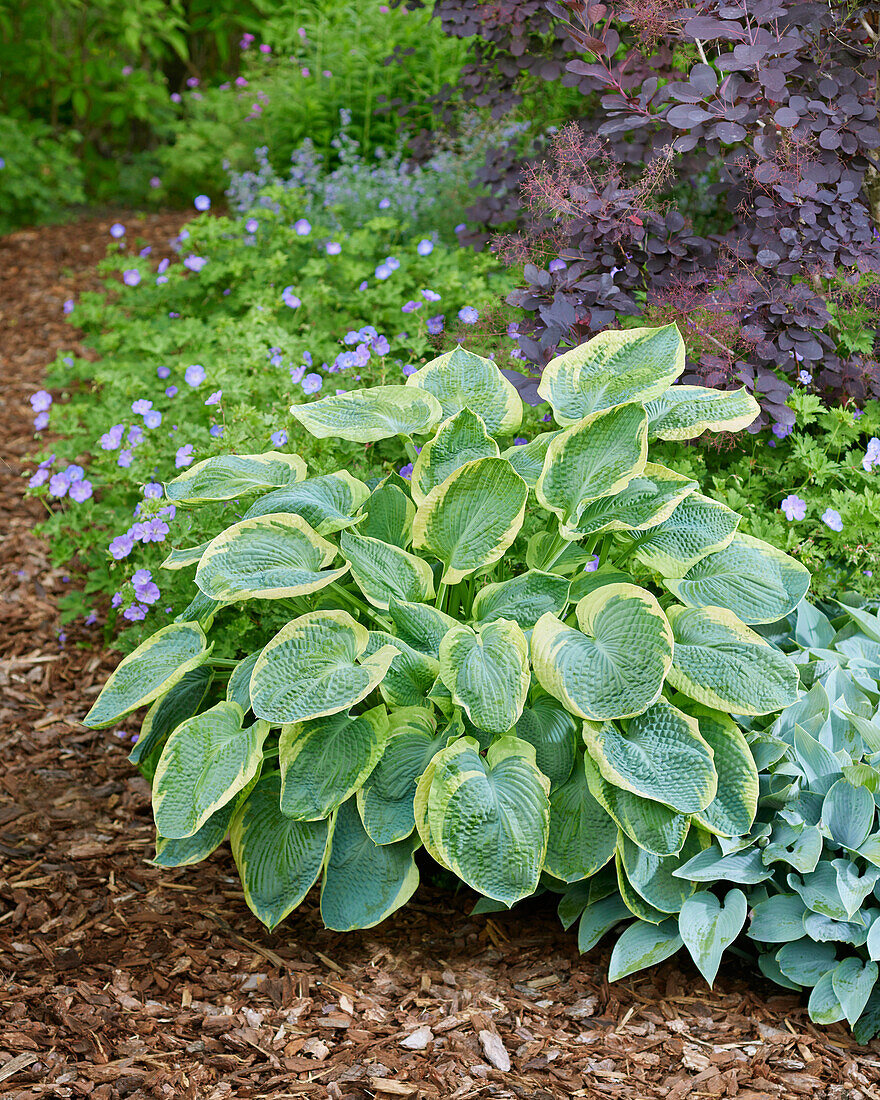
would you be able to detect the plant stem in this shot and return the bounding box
[435,581,448,611]
[327,582,391,630]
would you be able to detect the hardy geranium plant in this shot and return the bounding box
[85,324,810,933]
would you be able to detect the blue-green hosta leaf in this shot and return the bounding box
[803,911,869,945]
[535,404,648,536]
[538,324,686,426]
[619,832,704,913]
[608,917,683,982]
[290,385,442,442]
[665,604,800,716]
[387,599,456,658]
[868,915,880,961]
[646,385,759,441]
[835,602,880,645]
[860,834,880,869]
[762,822,823,874]
[673,844,773,884]
[788,862,852,922]
[531,584,673,722]
[823,778,875,849]
[747,893,809,942]
[544,754,617,882]
[340,530,434,610]
[357,710,446,845]
[174,589,219,630]
[680,706,758,838]
[558,880,592,930]
[616,853,670,924]
[153,776,258,868]
[758,950,802,990]
[569,463,697,538]
[776,939,838,987]
[833,957,879,1026]
[165,451,307,504]
[250,610,397,725]
[226,650,260,712]
[578,896,633,953]
[130,664,213,768]
[410,408,499,505]
[808,969,847,1024]
[582,698,716,813]
[230,772,329,930]
[364,632,439,710]
[412,457,528,584]
[679,889,747,986]
[833,859,880,919]
[161,542,210,570]
[624,493,741,578]
[795,599,835,649]
[359,479,415,547]
[279,706,389,820]
[853,988,880,1043]
[439,619,530,735]
[501,432,560,488]
[427,736,551,904]
[515,696,579,789]
[242,470,370,534]
[85,621,210,728]
[791,725,843,787]
[196,513,347,602]
[405,344,522,436]
[413,753,452,871]
[582,750,690,857]
[152,701,268,839]
[320,797,420,930]
[472,571,570,630]
[665,533,811,625]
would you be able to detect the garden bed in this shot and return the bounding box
[2,218,880,1100]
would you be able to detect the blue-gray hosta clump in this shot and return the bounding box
[85,323,809,938]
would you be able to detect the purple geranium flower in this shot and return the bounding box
[194,195,211,211]
[132,399,153,416]
[30,390,52,413]
[69,479,93,502]
[117,449,134,468]
[821,507,843,532]
[458,306,479,324]
[204,390,222,406]
[100,424,125,450]
[302,373,323,395]
[271,429,288,446]
[144,410,162,429]
[294,219,311,236]
[183,255,207,272]
[185,364,206,386]
[109,533,135,559]
[123,269,141,287]
[110,223,125,238]
[780,494,806,521]
[417,239,434,256]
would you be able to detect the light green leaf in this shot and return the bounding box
[501,432,560,487]
[538,324,686,425]
[568,463,697,538]
[582,698,716,813]
[152,701,268,839]
[624,493,741,577]
[823,778,875,850]
[646,385,760,440]
[544,754,617,882]
[242,470,370,534]
[665,533,811,624]
[387,599,456,658]
[230,773,329,930]
[678,889,747,986]
[472,571,570,630]
[526,532,606,575]
[250,610,396,725]
[84,621,210,728]
[359,479,415,548]
[439,619,530,735]
[226,650,260,712]
[515,696,579,789]
[535,404,648,536]
[665,604,800,716]
[365,632,439,709]
[161,542,210,570]
[290,385,443,442]
[832,957,879,1026]
[776,939,838,987]
[165,451,307,504]
[406,344,522,436]
[686,706,759,837]
[340,530,434,609]
[531,584,673,721]
[279,707,389,820]
[130,665,213,768]
[153,777,257,868]
[320,797,420,930]
[410,408,499,504]
[608,917,683,981]
[412,456,528,584]
[196,513,347,602]
[427,736,551,904]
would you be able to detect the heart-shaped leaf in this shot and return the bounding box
[242,470,370,534]
[776,939,838,987]
[501,431,560,487]
[515,695,579,789]
[165,451,307,504]
[472,570,570,629]
[291,385,443,442]
[410,408,499,504]
[578,896,633,953]
[439,619,530,734]
[678,889,747,986]
[608,917,683,981]
[340,530,435,609]
[823,778,875,850]
[624,493,741,577]
[569,463,697,537]
[686,706,759,837]
[832,957,879,1026]
[359,479,416,547]
[544,753,617,882]
[406,345,522,436]
[646,385,759,440]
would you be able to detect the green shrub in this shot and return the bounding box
[0,116,84,233]
[84,324,814,937]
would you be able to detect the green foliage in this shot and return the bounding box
[0,116,84,233]
[85,324,811,934]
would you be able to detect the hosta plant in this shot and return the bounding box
[84,323,810,934]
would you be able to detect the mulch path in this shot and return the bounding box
[3,215,880,1100]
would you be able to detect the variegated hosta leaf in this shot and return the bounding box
[358,709,447,844]
[413,754,453,871]
[667,604,800,715]
[439,620,530,734]
[174,589,220,630]
[535,403,648,536]
[250,610,397,725]
[685,705,759,837]
[387,599,456,658]
[582,698,717,813]
[526,532,604,575]
[515,696,580,789]
[472,570,570,630]
[320,797,420,931]
[608,917,683,982]
[226,650,260,711]
[405,344,522,436]
[647,385,760,441]
[501,432,560,488]
[665,533,811,624]
[230,773,329,930]
[582,750,690,856]
[279,706,389,820]
[340,530,434,609]
[152,701,269,839]
[165,451,307,504]
[531,584,673,722]
[544,754,617,882]
[568,463,697,538]
[153,778,257,868]
[161,542,210,570]
[410,408,499,505]
[619,832,704,916]
[242,470,370,534]
[290,385,443,442]
[412,456,528,584]
[364,632,439,709]
[538,324,686,425]
[678,889,748,986]
[130,664,214,769]
[196,513,347,602]
[358,479,415,548]
[616,853,670,924]
[427,736,551,904]
[84,621,210,728]
[623,493,741,577]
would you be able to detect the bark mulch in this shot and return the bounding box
[3,215,880,1100]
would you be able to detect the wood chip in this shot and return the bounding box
[479,1029,511,1071]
